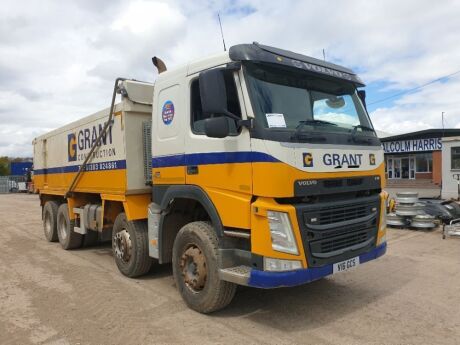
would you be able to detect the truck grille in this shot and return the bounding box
[321,231,368,252]
[297,195,380,266]
[304,203,369,225]
[309,226,373,256]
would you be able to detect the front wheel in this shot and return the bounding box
[172,221,236,313]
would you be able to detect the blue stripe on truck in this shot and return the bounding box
[247,242,387,288]
[151,151,279,168]
[34,159,127,175]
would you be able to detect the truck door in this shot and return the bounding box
[184,70,252,229]
[151,80,186,185]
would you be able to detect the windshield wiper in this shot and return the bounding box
[291,120,329,142]
[301,119,338,127]
[292,133,327,142]
[352,124,375,133]
[350,124,375,144]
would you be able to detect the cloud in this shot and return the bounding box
[111,1,186,34]
[371,75,460,133]
[1,0,460,156]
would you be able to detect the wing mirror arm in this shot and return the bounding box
[221,110,253,129]
[238,118,253,129]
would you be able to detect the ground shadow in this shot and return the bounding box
[213,255,415,331]
[73,237,415,330]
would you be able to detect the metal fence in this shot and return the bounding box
[0,176,27,193]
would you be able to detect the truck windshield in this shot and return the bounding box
[244,62,377,143]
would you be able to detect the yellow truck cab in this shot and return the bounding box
[33,42,387,313]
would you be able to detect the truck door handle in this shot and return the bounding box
[187,165,199,175]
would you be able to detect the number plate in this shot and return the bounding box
[333,256,360,274]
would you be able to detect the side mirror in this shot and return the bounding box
[204,117,229,138]
[199,68,228,115]
[357,90,367,109]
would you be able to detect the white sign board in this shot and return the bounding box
[382,138,442,153]
[265,113,287,128]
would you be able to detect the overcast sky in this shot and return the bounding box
[1,0,460,157]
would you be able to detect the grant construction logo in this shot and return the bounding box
[68,133,77,161]
[67,121,115,162]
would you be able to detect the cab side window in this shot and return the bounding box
[191,71,241,135]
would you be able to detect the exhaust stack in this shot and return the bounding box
[152,56,167,74]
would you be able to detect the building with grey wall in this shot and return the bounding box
[442,136,460,199]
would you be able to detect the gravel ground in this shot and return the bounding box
[1,193,459,345]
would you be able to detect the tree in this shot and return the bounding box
[0,157,9,176]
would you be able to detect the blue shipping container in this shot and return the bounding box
[10,162,33,176]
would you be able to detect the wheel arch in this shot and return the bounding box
[40,194,65,207]
[39,194,65,218]
[154,185,224,264]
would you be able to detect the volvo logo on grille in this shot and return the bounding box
[297,180,317,186]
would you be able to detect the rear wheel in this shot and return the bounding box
[172,221,236,313]
[43,201,59,242]
[112,213,152,278]
[57,203,83,249]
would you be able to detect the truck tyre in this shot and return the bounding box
[57,203,83,250]
[43,201,59,242]
[112,213,152,278]
[172,221,237,313]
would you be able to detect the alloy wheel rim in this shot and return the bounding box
[58,215,67,241]
[114,229,132,264]
[44,213,52,236]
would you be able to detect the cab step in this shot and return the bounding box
[219,265,251,286]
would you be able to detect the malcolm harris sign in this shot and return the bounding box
[382,138,442,154]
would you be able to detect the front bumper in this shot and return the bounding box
[247,242,386,288]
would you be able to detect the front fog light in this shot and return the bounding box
[264,257,302,272]
[267,211,299,255]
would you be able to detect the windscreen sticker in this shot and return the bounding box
[162,100,175,125]
[266,113,286,128]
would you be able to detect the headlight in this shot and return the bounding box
[267,211,299,255]
[264,257,302,272]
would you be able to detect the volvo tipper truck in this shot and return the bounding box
[33,43,387,313]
